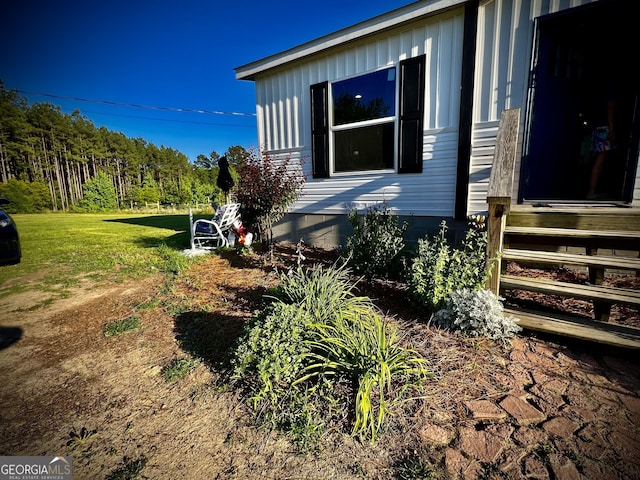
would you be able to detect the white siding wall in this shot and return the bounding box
[255,10,465,217]
[254,0,638,218]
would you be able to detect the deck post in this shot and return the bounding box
[486,108,520,294]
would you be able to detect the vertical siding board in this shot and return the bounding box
[292,72,298,148]
[495,0,513,117]
[285,73,293,148]
[437,19,454,128]
[425,29,438,130]
[450,16,464,125]
[279,75,286,149]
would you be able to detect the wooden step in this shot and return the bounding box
[502,248,640,271]
[504,226,640,240]
[500,275,640,307]
[504,307,640,349]
[507,206,640,232]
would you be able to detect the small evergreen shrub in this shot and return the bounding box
[341,201,408,279]
[77,172,119,212]
[408,220,489,312]
[432,288,521,340]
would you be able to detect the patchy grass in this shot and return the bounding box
[162,357,200,383]
[0,212,194,302]
[104,315,141,337]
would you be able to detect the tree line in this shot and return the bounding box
[0,80,249,213]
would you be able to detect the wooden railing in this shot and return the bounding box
[485,108,520,294]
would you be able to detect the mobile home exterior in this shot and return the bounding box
[235,0,638,247]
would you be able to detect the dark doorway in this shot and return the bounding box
[520,0,639,203]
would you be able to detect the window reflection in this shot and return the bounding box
[332,68,396,125]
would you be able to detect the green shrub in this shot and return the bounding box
[231,302,310,399]
[0,178,52,213]
[431,289,521,340]
[230,263,429,445]
[408,220,489,312]
[77,172,119,212]
[341,202,408,279]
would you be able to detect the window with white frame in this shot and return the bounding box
[311,54,426,178]
[332,67,396,172]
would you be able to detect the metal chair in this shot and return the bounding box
[190,203,241,249]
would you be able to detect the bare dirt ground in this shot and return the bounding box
[1,245,639,479]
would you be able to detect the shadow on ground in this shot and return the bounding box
[173,311,245,368]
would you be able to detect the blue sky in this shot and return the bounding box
[1,0,415,162]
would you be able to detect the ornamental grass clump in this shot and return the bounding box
[432,288,521,341]
[230,262,430,446]
[272,262,375,324]
[298,308,430,442]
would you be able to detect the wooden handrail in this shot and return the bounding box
[486,108,520,294]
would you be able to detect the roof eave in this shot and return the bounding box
[234,0,466,81]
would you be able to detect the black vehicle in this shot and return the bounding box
[0,198,21,265]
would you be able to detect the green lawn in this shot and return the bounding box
[0,212,200,299]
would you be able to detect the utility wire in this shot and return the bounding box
[81,109,256,128]
[16,89,257,117]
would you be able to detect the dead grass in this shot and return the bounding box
[0,243,638,479]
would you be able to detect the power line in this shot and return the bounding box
[16,89,257,117]
[80,109,256,128]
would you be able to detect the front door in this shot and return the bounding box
[520,0,639,203]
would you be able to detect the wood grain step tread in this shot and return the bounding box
[502,249,640,270]
[500,275,640,305]
[504,226,640,239]
[504,307,640,349]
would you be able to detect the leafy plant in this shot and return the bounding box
[231,302,310,399]
[235,148,306,246]
[104,315,141,337]
[408,220,489,312]
[76,171,119,212]
[272,262,374,324]
[341,201,409,279]
[431,289,521,340]
[0,178,51,213]
[66,426,97,449]
[162,357,200,383]
[231,263,429,445]
[299,308,430,442]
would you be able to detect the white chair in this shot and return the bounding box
[190,203,241,249]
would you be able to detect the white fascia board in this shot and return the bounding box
[235,0,466,81]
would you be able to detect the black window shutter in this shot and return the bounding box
[398,55,426,173]
[310,81,330,178]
